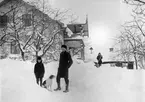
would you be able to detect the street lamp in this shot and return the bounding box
[90,47,93,54]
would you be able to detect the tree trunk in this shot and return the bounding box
[134,53,138,70]
[36,51,38,58]
[17,43,25,61]
[21,51,25,61]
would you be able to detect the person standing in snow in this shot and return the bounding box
[34,56,45,86]
[97,52,103,67]
[54,45,73,92]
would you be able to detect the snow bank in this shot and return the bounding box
[1,59,145,102]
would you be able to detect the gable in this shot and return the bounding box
[67,24,85,34]
[0,0,22,8]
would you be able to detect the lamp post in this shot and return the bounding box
[90,47,93,54]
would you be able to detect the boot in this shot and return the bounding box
[63,84,69,93]
[54,87,61,91]
[54,82,61,91]
[40,78,43,87]
[36,79,39,85]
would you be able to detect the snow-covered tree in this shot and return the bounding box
[114,0,145,69]
[0,0,77,62]
[25,0,79,61]
[0,0,33,61]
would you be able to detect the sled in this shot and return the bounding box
[94,62,100,68]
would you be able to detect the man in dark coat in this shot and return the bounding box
[54,45,73,92]
[34,56,45,86]
[97,52,103,67]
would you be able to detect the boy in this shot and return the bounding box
[34,56,45,86]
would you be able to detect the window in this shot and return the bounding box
[109,48,114,52]
[74,24,84,33]
[54,24,58,30]
[22,14,31,27]
[0,15,8,28]
[10,41,20,54]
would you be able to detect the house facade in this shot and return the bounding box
[0,0,64,60]
[64,16,89,60]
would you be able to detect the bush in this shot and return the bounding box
[8,54,22,60]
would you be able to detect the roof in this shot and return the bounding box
[0,0,21,7]
[0,0,9,7]
[67,24,85,34]
[64,38,85,46]
[67,22,89,37]
[64,38,83,41]
[0,0,64,27]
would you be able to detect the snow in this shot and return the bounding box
[1,58,145,102]
[66,27,73,37]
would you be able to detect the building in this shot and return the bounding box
[64,16,89,60]
[0,0,64,60]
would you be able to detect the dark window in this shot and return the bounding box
[75,24,84,33]
[11,41,20,54]
[22,14,31,27]
[109,48,114,52]
[0,15,8,28]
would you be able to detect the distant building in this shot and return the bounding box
[64,15,89,60]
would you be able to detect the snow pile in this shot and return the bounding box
[1,59,145,102]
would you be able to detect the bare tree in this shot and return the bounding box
[67,14,79,24]
[0,1,34,61]
[27,0,78,23]
[124,0,145,5]
[25,0,79,61]
[22,1,66,61]
[112,0,145,69]
[115,17,145,69]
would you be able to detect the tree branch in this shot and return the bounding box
[134,0,145,4]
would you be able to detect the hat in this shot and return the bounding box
[61,45,67,49]
[37,56,41,60]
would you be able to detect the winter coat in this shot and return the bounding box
[34,60,45,78]
[57,51,73,77]
[97,54,103,61]
[97,54,103,65]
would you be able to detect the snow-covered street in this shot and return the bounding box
[1,58,145,102]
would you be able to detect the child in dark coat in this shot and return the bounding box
[97,53,103,67]
[34,56,45,86]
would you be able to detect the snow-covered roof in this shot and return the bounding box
[0,0,64,28]
[64,38,85,46]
